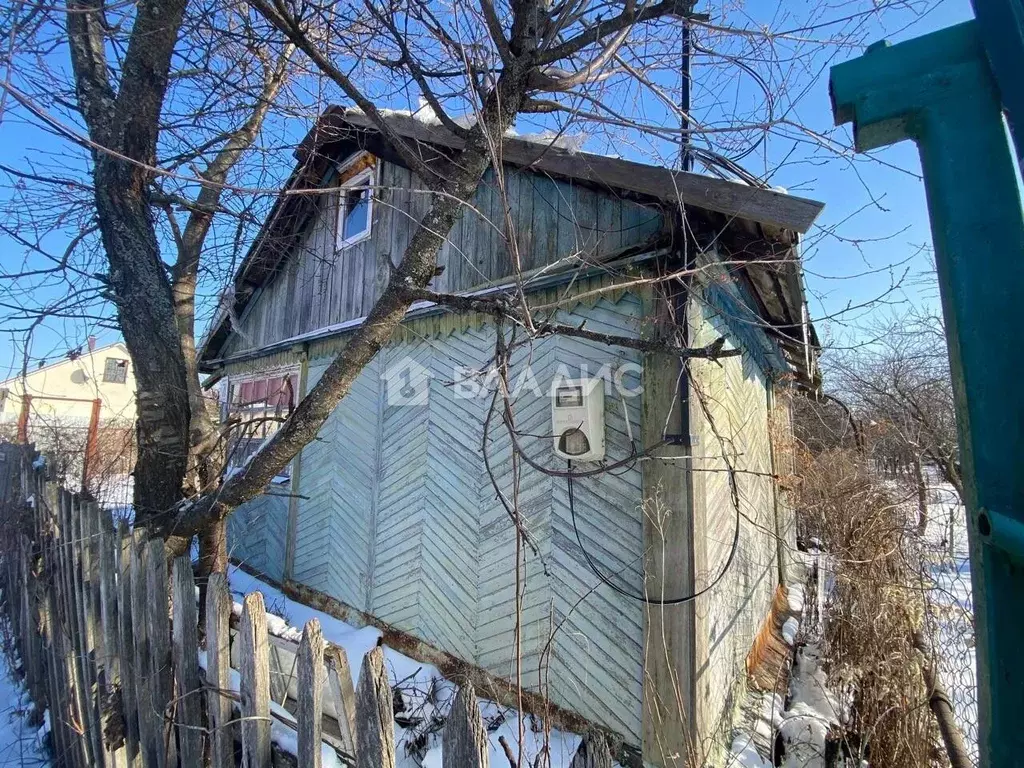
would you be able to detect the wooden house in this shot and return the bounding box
[198,109,823,766]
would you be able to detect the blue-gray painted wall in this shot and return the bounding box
[281,293,647,739]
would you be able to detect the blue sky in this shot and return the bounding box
[0,0,976,377]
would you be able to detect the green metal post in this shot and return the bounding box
[970,0,1024,167]
[830,21,1024,767]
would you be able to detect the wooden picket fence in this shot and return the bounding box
[0,445,611,768]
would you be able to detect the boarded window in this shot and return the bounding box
[102,358,128,384]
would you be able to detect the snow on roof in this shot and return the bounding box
[351,100,590,153]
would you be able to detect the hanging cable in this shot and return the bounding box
[567,459,741,605]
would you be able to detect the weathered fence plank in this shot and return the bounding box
[118,522,141,767]
[442,683,488,768]
[131,536,161,767]
[145,538,172,768]
[240,591,272,768]
[325,644,358,756]
[46,586,81,768]
[297,619,325,768]
[97,509,120,685]
[58,488,93,767]
[18,541,42,703]
[569,731,613,768]
[95,507,126,766]
[81,500,112,766]
[206,572,235,768]
[355,646,396,768]
[171,556,204,766]
[0,455,638,768]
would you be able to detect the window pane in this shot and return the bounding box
[342,187,369,240]
[252,379,267,404]
[102,358,127,384]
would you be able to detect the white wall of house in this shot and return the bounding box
[0,342,136,425]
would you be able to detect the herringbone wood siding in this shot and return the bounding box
[690,295,778,744]
[288,358,381,607]
[230,285,787,746]
[228,493,289,582]
[239,295,646,740]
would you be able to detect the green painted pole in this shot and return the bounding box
[830,20,1024,767]
[970,0,1024,167]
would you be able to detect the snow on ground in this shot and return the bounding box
[729,474,977,768]
[776,644,839,768]
[729,550,843,768]
[781,618,799,646]
[0,648,49,766]
[228,566,601,768]
[729,731,771,768]
[728,624,841,768]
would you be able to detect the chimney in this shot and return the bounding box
[87,335,96,352]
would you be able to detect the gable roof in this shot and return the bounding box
[200,108,824,382]
[322,109,823,231]
[1,342,131,386]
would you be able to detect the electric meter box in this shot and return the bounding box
[551,378,606,462]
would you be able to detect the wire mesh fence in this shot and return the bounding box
[919,480,978,765]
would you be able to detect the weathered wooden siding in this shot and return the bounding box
[290,357,381,607]
[225,267,794,750]
[689,288,779,747]
[225,162,665,356]
[770,388,799,583]
[228,492,289,582]
[258,293,648,740]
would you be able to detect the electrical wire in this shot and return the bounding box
[567,459,741,605]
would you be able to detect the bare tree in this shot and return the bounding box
[0,0,943,564]
[830,309,960,531]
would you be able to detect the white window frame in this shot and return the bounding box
[336,167,374,249]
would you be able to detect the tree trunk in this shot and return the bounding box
[196,518,229,625]
[93,158,192,523]
[69,0,192,525]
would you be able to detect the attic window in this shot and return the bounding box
[103,358,128,384]
[337,169,373,247]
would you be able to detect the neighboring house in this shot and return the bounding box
[0,340,136,429]
[198,109,824,766]
[0,340,136,491]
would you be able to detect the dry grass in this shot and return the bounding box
[795,447,945,768]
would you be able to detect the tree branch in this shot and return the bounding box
[65,0,116,143]
[405,287,742,360]
[249,0,446,186]
[536,0,697,65]
[108,0,189,164]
